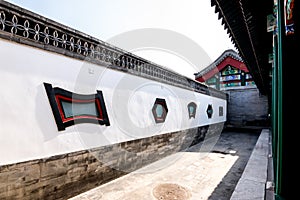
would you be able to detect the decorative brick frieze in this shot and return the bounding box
[0,123,224,200]
[0,1,226,99]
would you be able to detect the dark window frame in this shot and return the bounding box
[187,102,197,119]
[44,82,110,131]
[152,98,168,123]
[206,104,213,119]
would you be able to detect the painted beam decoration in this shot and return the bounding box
[285,0,295,35]
[44,83,110,131]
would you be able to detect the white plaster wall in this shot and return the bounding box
[0,39,226,165]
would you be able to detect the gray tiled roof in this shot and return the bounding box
[194,49,242,79]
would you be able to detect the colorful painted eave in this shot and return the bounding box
[194,49,248,82]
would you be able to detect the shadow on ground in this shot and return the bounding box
[187,128,261,200]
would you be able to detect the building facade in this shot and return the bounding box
[194,49,255,90]
[195,49,269,128]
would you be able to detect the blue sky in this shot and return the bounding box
[5,0,236,78]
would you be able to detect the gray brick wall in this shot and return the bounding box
[225,87,269,128]
[0,123,224,200]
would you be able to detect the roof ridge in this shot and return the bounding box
[194,49,242,78]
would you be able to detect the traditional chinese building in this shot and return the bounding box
[194,49,269,129]
[194,49,256,90]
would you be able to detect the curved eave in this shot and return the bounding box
[196,56,248,82]
[194,49,244,79]
[211,0,273,95]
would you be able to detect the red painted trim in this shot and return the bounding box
[55,94,103,123]
[55,95,67,122]
[196,57,249,82]
[95,98,103,119]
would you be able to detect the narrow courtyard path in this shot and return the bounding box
[69,129,260,200]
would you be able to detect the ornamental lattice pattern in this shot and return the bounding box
[0,1,226,99]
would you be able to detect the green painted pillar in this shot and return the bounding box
[271,36,278,178]
[275,0,284,198]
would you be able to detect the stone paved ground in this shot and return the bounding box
[69,129,260,200]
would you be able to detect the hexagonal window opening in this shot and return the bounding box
[206,104,213,119]
[152,98,168,123]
